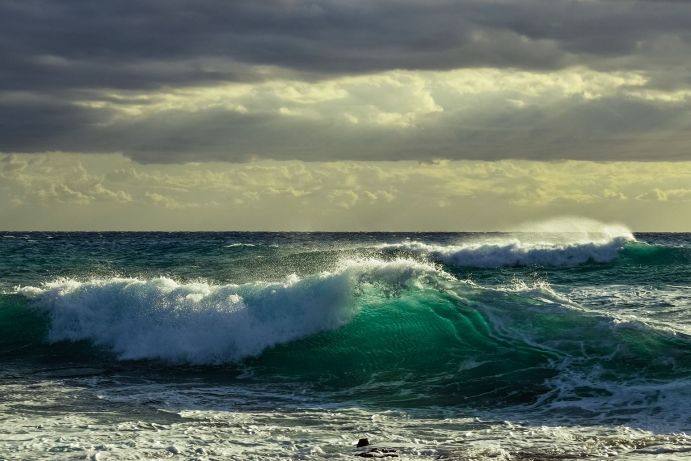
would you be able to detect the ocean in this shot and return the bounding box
[0,226,690,460]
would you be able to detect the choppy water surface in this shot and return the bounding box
[1,225,690,460]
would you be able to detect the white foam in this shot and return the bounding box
[16,258,446,364]
[4,376,686,461]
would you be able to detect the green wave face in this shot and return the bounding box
[251,287,554,406]
[249,281,691,408]
[0,294,112,367]
[0,295,48,351]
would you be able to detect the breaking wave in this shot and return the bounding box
[14,258,447,364]
[383,219,636,267]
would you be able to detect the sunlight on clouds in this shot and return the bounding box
[440,68,646,100]
[625,89,691,104]
[60,65,691,163]
[75,67,650,129]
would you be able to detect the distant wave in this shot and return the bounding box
[382,236,634,268]
[224,242,281,249]
[378,218,637,268]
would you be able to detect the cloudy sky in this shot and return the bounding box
[1,0,690,230]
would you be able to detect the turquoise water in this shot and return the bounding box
[1,230,690,459]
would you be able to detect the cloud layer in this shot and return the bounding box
[2,153,690,230]
[1,0,691,162]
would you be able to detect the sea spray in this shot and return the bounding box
[508,216,634,238]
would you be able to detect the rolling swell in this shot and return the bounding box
[6,257,691,414]
[619,241,691,265]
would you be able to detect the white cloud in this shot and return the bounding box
[0,154,132,206]
[636,188,691,202]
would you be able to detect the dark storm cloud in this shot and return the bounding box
[0,96,109,152]
[1,0,691,161]
[4,0,691,90]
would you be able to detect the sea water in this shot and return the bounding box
[0,223,690,459]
